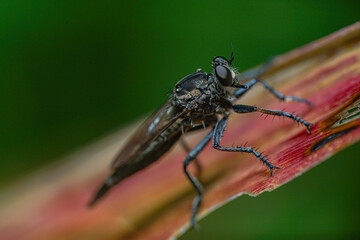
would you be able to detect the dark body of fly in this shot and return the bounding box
[89,53,313,228]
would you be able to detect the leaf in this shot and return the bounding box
[1,22,360,240]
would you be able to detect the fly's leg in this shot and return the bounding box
[183,128,214,229]
[180,138,202,177]
[182,115,219,179]
[231,104,313,133]
[258,80,313,107]
[213,116,279,175]
[233,78,258,98]
[234,78,313,107]
[233,56,273,97]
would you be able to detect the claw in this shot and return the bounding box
[268,164,280,176]
[305,123,315,134]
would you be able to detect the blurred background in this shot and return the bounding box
[1,1,359,239]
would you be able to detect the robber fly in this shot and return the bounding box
[88,52,313,228]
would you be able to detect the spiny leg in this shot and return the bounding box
[213,116,279,174]
[233,78,313,107]
[181,115,218,178]
[180,138,202,177]
[258,80,313,107]
[233,57,274,98]
[233,78,257,98]
[183,128,214,229]
[231,104,313,133]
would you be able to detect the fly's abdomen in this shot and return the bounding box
[88,122,183,206]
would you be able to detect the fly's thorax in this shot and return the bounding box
[172,71,226,113]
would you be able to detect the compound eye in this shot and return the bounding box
[215,65,233,86]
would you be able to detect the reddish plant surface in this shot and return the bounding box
[1,22,360,240]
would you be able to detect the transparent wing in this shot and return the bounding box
[111,99,183,169]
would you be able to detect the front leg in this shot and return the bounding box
[258,80,313,107]
[234,78,313,108]
[231,104,313,133]
[213,116,279,175]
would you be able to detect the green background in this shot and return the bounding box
[1,1,359,239]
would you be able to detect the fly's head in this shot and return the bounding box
[172,71,213,111]
[212,55,236,87]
